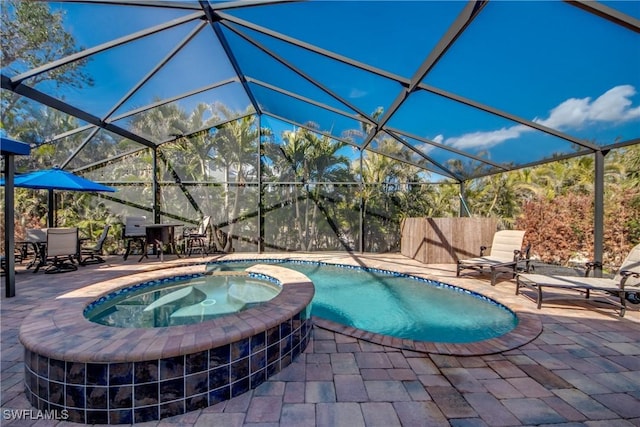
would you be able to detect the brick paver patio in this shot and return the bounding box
[1,252,638,426]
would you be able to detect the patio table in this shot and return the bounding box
[139,223,183,262]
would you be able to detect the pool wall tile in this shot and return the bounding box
[35,396,47,411]
[134,383,159,406]
[160,356,184,380]
[87,410,109,424]
[210,345,230,365]
[267,343,279,365]
[37,355,48,377]
[109,385,132,408]
[185,351,208,374]
[250,369,266,389]
[48,381,64,405]
[230,357,250,382]
[251,331,266,352]
[134,405,159,423]
[231,337,250,360]
[161,400,185,418]
[86,386,108,409]
[186,393,208,411]
[134,361,158,383]
[267,326,280,345]
[66,408,85,423]
[109,409,133,424]
[25,369,36,393]
[209,386,230,405]
[49,359,66,382]
[251,349,266,372]
[209,365,230,389]
[160,378,184,402]
[110,363,133,385]
[66,362,85,385]
[231,378,250,397]
[86,363,108,385]
[185,371,208,396]
[37,377,48,400]
[66,384,85,408]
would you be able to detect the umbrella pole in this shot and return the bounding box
[48,189,55,227]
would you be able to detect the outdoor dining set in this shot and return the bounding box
[15,225,110,274]
[7,215,214,275]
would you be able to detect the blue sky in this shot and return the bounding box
[6,1,639,175]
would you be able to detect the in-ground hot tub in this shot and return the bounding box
[19,265,313,424]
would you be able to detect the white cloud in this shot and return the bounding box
[349,88,368,99]
[534,84,640,129]
[446,124,529,150]
[438,85,640,151]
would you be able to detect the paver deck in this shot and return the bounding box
[1,252,639,426]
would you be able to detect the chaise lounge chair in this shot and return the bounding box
[516,243,640,317]
[456,230,529,286]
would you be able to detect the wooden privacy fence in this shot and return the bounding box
[400,217,498,264]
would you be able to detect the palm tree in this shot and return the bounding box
[264,124,351,250]
[299,128,351,250]
[208,105,259,252]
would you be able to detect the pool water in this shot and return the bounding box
[207,261,518,343]
[86,275,281,327]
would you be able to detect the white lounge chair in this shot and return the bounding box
[456,230,529,286]
[516,244,640,317]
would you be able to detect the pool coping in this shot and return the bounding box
[19,264,315,363]
[313,312,541,356]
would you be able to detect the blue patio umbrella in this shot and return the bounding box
[2,167,116,192]
[0,167,116,226]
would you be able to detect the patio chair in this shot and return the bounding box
[123,216,147,261]
[456,230,529,286]
[24,228,47,270]
[184,216,211,256]
[516,243,640,317]
[41,227,79,274]
[80,225,110,265]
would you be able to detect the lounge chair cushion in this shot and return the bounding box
[488,230,526,260]
[457,230,527,285]
[614,244,640,287]
[517,274,624,292]
[516,243,640,316]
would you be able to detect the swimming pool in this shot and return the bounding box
[85,273,282,327]
[206,260,518,343]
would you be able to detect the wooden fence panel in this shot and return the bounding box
[400,217,498,264]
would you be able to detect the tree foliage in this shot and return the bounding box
[1,0,93,138]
